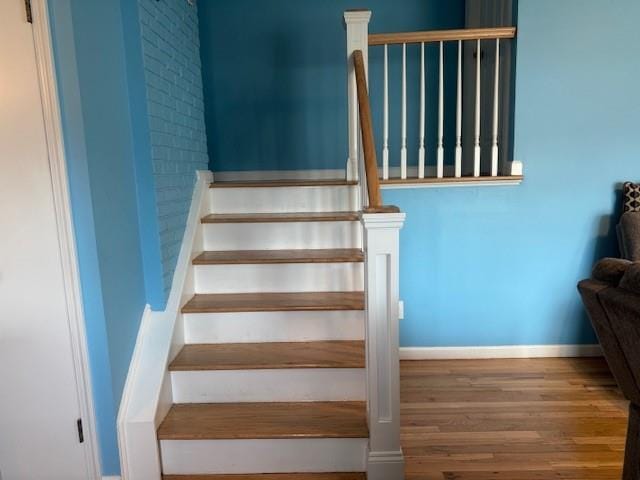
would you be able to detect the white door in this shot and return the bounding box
[0,1,95,479]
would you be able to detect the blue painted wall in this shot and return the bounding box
[48,0,208,474]
[389,0,640,348]
[198,0,466,172]
[48,0,147,474]
[121,0,167,311]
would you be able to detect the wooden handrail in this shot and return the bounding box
[369,26,516,46]
[353,50,383,210]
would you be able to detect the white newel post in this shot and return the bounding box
[361,212,406,480]
[344,10,371,190]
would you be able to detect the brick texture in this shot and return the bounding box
[138,0,209,296]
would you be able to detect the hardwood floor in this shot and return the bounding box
[401,357,628,479]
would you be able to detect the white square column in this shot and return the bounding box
[361,212,406,480]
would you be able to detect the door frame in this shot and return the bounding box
[29,0,102,477]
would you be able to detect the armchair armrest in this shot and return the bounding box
[592,258,632,285]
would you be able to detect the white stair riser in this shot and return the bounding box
[209,186,358,214]
[171,369,365,403]
[194,263,364,293]
[160,438,367,474]
[203,222,362,251]
[183,311,365,344]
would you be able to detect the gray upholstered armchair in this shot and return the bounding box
[578,196,640,480]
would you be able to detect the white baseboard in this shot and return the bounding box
[103,476,121,480]
[399,344,602,360]
[212,169,345,181]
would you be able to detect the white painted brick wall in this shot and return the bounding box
[138,0,209,296]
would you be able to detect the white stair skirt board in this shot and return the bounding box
[160,438,368,475]
[171,369,366,403]
[212,169,346,181]
[117,171,214,480]
[203,221,362,251]
[184,311,365,344]
[209,185,358,214]
[399,344,603,360]
[194,262,364,294]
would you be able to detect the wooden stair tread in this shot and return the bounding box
[210,179,358,188]
[157,401,368,440]
[193,249,364,265]
[169,341,365,371]
[182,292,364,313]
[201,212,359,224]
[163,474,366,480]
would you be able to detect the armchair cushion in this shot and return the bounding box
[620,263,640,295]
[619,212,640,261]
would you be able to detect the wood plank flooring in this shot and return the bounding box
[401,357,628,480]
[201,212,359,224]
[192,249,364,265]
[169,341,365,371]
[181,291,365,313]
[157,401,368,440]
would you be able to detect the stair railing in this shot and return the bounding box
[345,11,406,480]
[345,10,521,187]
[352,49,386,212]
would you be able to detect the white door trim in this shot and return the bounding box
[30,0,101,477]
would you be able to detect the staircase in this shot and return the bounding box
[122,11,407,477]
[157,179,370,478]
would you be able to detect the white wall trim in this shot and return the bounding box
[117,170,212,480]
[103,476,122,480]
[116,305,152,480]
[399,344,603,360]
[31,1,102,477]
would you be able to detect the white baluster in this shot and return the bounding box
[383,44,389,180]
[455,39,462,178]
[473,38,481,177]
[491,38,500,177]
[436,41,444,179]
[418,42,425,179]
[400,43,407,179]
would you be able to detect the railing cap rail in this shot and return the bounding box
[368,26,516,46]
